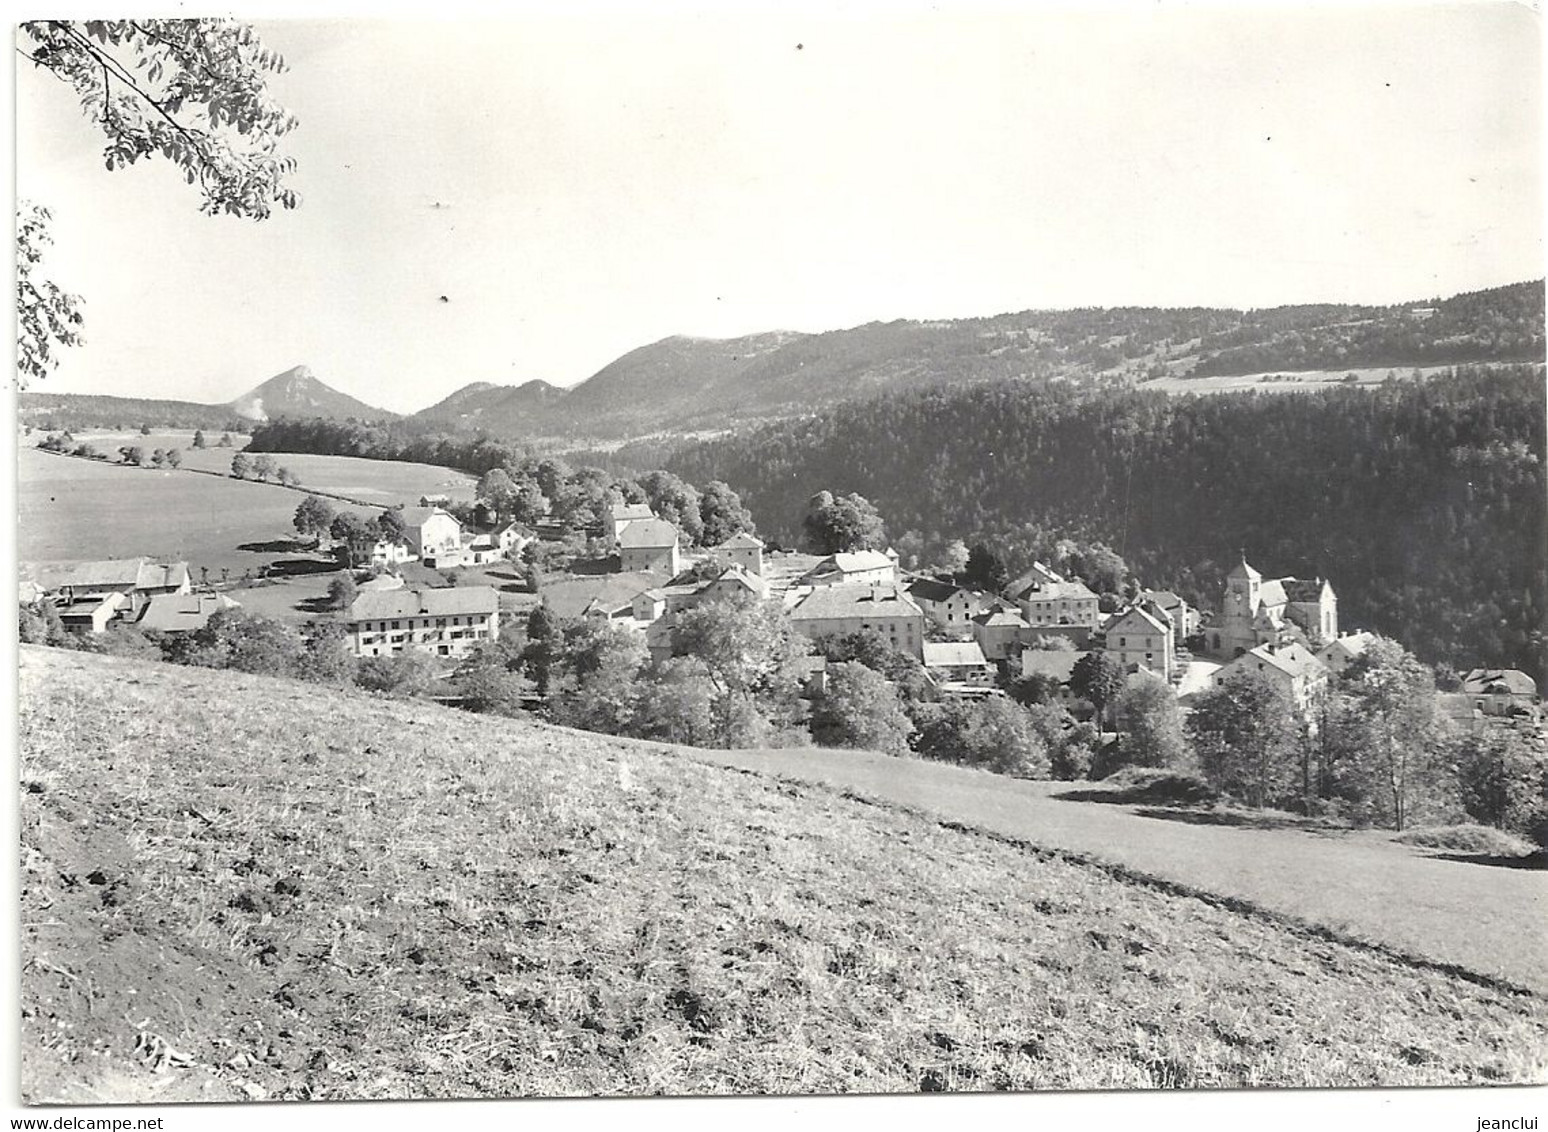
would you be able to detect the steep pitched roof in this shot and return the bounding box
[715,531,765,550]
[921,641,990,669]
[617,519,680,549]
[907,577,971,604]
[1256,579,1288,608]
[50,558,147,588]
[348,585,499,621]
[1461,669,1538,698]
[1105,605,1170,636]
[788,584,922,621]
[1005,562,1064,595]
[1237,642,1328,682]
[972,606,1030,629]
[1227,554,1262,582]
[1282,577,1331,602]
[1318,631,1374,661]
[48,558,191,592]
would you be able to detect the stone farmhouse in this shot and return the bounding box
[400,506,465,569]
[1211,554,1337,657]
[345,585,500,659]
[604,501,657,543]
[906,577,985,633]
[1137,589,1195,646]
[1213,640,1331,717]
[47,558,192,630]
[921,640,997,697]
[709,531,765,577]
[787,583,925,658]
[971,603,1034,662]
[618,518,683,576]
[1006,563,1100,630]
[49,557,191,606]
[800,549,899,588]
[1102,603,1177,682]
[1316,630,1377,676]
[1459,668,1540,718]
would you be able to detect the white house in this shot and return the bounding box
[711,531,765,577]
[799,550,898,588]
[399,506,464,567]
[604,501,657,543]
[788,583,925,658]
[970,603,1033,662]
[57,591,129,634]
[906,577,985,632]
[1214,641,1331,717]
[345,585,500,660]
[921,640,996,694]
[1316,630,1377,676]
[618,519,682,576]
[1103,604,1176,682]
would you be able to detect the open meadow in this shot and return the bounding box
[18,647,1547,1103]
[17,447,367,584]
[41,430,478,505]
[19,444,476,587]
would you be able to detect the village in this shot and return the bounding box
[23,481,1541,745]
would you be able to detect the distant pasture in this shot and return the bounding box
[46,430,477,506]
[19,447,362,583]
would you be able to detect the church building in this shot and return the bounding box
[1210,553,1337,658]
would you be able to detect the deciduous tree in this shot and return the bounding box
[293,495,336,543]
[811,661,914,754]
[1070,651,1125,730]
[1113,674,1189,770]
[698,480,755,547]
[16,203,84,387]
[20,19,300,219]
[802,490,887,555]
[1187,671,1299,808]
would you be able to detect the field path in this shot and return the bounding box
[686,746,1548,994]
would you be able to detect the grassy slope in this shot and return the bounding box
[689,748,1548,995]
[18,648,1548,1103]
[19,445,467,581]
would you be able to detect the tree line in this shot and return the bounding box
[666,365,1547,681]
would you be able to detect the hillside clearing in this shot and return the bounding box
[18,647,1548,1102]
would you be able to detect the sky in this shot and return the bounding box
[13,1,1544,414]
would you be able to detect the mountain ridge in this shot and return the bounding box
[21,280,1543,437]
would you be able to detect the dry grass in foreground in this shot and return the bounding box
[18,647,1548,1101]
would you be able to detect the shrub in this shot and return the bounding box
[1100,766,1220,806]
[1392,824,1538,857]
[355,651,435,697]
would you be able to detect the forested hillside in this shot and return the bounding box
[667,365,1547,679]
